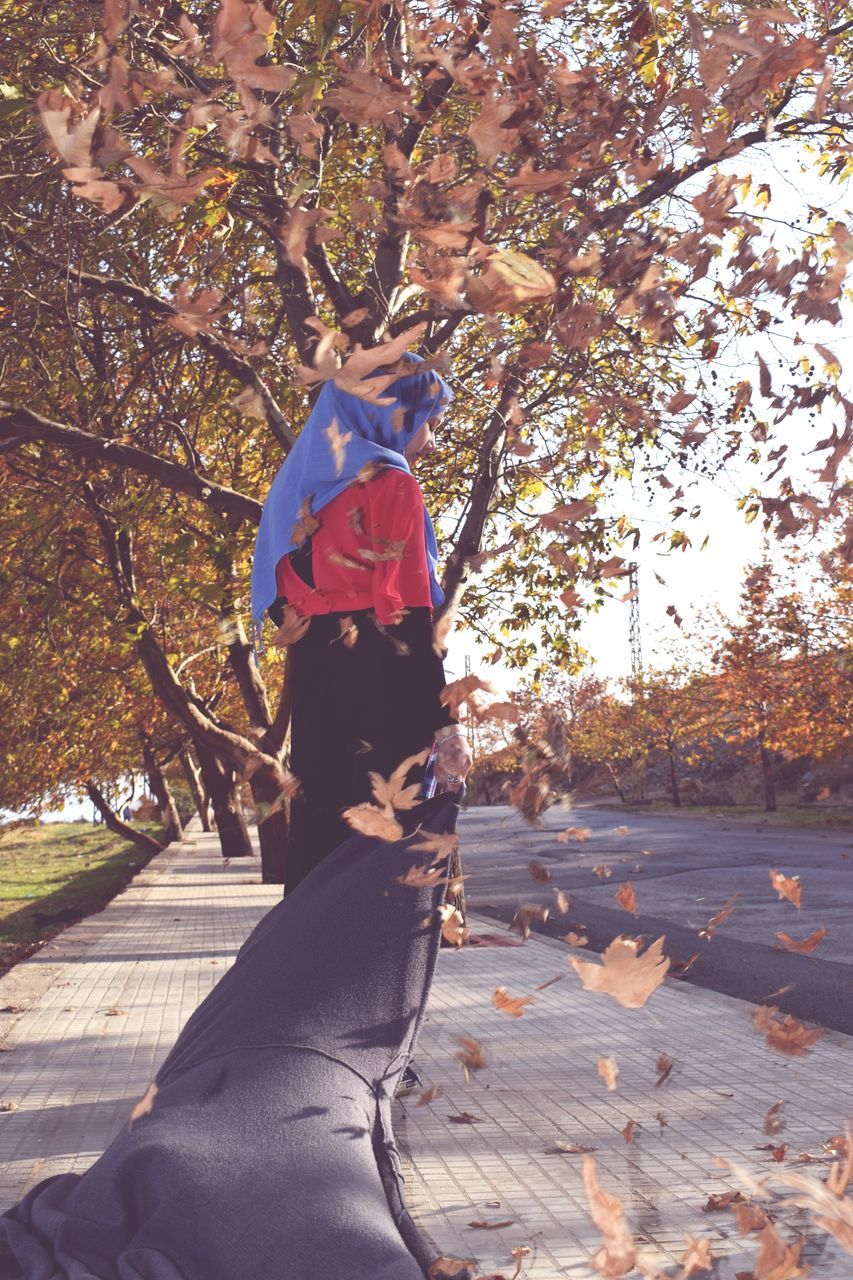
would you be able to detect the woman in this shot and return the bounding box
[251,352,473,895]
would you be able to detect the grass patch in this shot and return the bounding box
[587,799,853,829]
[0,821,162,976]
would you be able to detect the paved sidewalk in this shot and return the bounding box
[0,824,851,1279]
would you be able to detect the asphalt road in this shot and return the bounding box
[456,802,853,1035]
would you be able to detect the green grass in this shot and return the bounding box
[588,799,853,829]
[0,821,162,975]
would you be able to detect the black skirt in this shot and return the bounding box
[286,607,454,894]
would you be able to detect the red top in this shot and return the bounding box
[275,469,434,625]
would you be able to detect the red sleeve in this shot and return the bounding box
[362,470,432,624]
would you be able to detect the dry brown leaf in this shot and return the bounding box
[677,1235,714,1278]
[440,674,496,719]
[562,930,589,946]
[655,1053,675,1088]
[291,497,320,546]
[775,928,826,954]
[593,864,613,879]
[416,1085,440,1107]
[751,1222,809,1278]
[769,869,802,909]
[558,825,592,844]
[553,889,570,913]
[698,891,740,939]
[454,1034,486,1082]
[447,1111,482,1125]
[546,1139,597,1154]
[467,1219,515,1230]
[511,903,549,940]
[764,1101,786,1135]
[397,862,448,889]
[622,1119,636,1144]
[409,830,459,860]
[598,1057,619,1090]
[342,802,403,842]
[528,860,551,883]
[582,1154,637,1277]
[428,1258,477,1280]
[467,249,556,313]
[703,1191,747,1212]
[324,416,352,476]
[270,605,310,648]
[438,903,469,948]
[128,1082,158,1127]
[369,749,430,812]
[614,881,637,913]
[493,986,535,1018]
[569,936,670,1009]
[753,1006,825,1056]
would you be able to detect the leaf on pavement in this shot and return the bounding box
[655,1054,675,1087]
[769,869,802,909]
[753,1005,825,1056]
[546,1139,597,1154]
[558,825,592,844]
[775,928,826,954]
[733,1202,769,1235]
[703,1191,747,1212]
[528,860,551,882]
[569,936,671,1009]
[615,881,637,913]
[467,1218,515,1230]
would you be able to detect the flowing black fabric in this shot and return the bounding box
[286,607,455,894]
[0,793,470,1280]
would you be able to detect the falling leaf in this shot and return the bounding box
[764,1101,786,1135]
[535,973,565,990]
[562,930,589,946]
[614,825,630,837]
[493,986,535,1018]
[698,892,740,939]
[291,497,320,546]
[558,826,592,844]
[325,416,352,476]
[369,750,430,812]
[270,606,310,648]
[428,1258,477,1280]
[467,1219,515,1230]
[598,1057,619,1090]
[396,862,448,888]
[438,903,469,947]
[0,1101,19,1112]
[467,249,556,314]
[677,1236,714,1277]
[733,1202,769,1235]
[753,1006,825,1056]
[511,903,549,940]
[615,881,637,913]
[553,889,570,913]
[416,1085,440,1107]
[569,936,670,1009]
[409,830,459,860]
[342,802,403,842]
[751,1222,809,1279]
[128,1082,158,1126]
[440,673,496,718]
[582,1154,637,1277]
[37,95,102,166]
[769,869,802,909]
[775,928,826,954]
[528,860,551,883]
[593,864,613,879]
[622,1119,636,1144]
[104,1007,127,1016]
[655,1054,675,1088]
[454,1034,487,1082]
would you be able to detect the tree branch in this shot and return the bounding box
[0,404,262,526]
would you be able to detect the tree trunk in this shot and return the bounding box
[605,761,626,802]
[668,747,682,806]
[249,772,289,884]
[760,741,778,812]
[85,782,164,855]
[179,747,212,831]
[195,743,254,859]
[142,741,183,844]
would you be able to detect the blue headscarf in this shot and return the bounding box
[251,352,453,646]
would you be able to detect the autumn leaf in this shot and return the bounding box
[597,1057,619,1090]
[562,930,589,946]
[677,1235,714,1278]
[546,1139,597,1154]
[341,802,403,842]
[511,903,549,940]
[753,1005,825,1056]
[582,1154,637,1277]
[467,1218,515,1230]
[447,1111,482,1125]
[614,881,637,913]
[438,903,469,948]
[764,1101,786,1135]
[397,862,448,888]
[270,605,310,648]
[325,416,352,476]
[593,864,613,879]
[751,1222,809,1279]
[569,936,670,1009]
[428,1258,477,1280]
[622,1119,636,1144]
[698,892,740,939]
[128,1082,158,1127]
[454,1034,486,1082]
[655,1054,675,1087]
[733,1202,769,1235]
[440,674,496,718]
[493,986,535,1018]
[775,928,826,954]
[558,826,592,844]
[416,1085,440,1107]
[553,889,570,913]
[528,860,551,882]
[703,1191,747,1212]
[769,869,802,909]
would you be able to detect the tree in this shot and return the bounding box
[1,0,851,857]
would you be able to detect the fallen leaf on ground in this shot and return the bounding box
[546,1139,597,1154]
[563,930,589,946]
[615,881,637,913]
[528,861,551,882]
[569,936,670,1009]
[655,1054,675,1087]
[614,825,630,836]
[677,1235,714,1277]
[428,1258,477,1279]
[598,1057,619,1090]
[753,1006,825,1056]
[769,869,802,909]
[704,1190,747,1212]
[454,1034,486,1082]
[447,1112,482,1124]
[0,1101,19,1112]
[553,889,570,913]
[582,1154,637,1276]
[511,903,549,940]
[622,1119,636,1143]
[467,1219,514,1230]
[775,928,826,954]
[593,864,613,879]
[128,1082,158,1126]
[493,986,535,1017]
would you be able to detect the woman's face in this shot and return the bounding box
[404,413,443,463]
